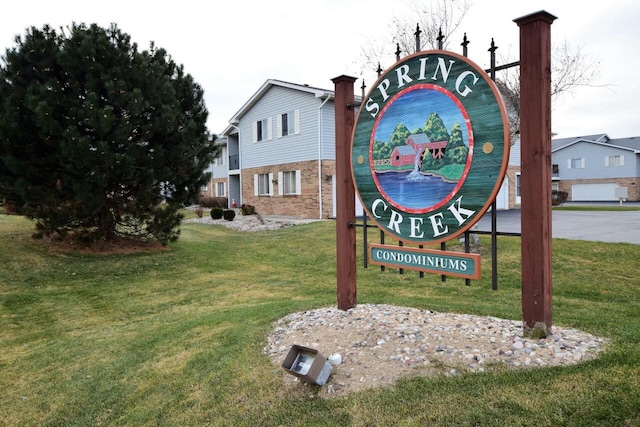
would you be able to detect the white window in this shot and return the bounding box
[605,155,624,167]
[551,182,559,191]
[515,173,521,205]
[278,170,301,195]
[253,118,273,142]
[568,158,585,169]
[216,182,226,197]
[254,173,273,196]
[277,109,300,137]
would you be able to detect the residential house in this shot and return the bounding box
[551,134,640,202]
[201,136,230,201]
[206,79,362,219]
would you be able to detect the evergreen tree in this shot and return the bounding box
[0,23,216,245]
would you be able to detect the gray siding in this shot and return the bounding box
[320,104,336,160]
[554,142,637,180]
[239,86,333,168]
[508,137,520,166]
[210,165,227,179]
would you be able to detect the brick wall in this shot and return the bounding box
[559,177,640,201]
[241,160,335,219]
[200,178,228,198]
[505,166,520,208]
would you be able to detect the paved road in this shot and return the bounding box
[475,207,640,244]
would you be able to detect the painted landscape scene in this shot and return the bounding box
[371,87,472,211]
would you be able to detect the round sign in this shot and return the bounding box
[351,50,510,244]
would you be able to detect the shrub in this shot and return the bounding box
[194,206,203,218]
[552,190,568,206]
[240,204,256,216]
[210,207,223,219]
[198,196,228,208]
[223,209,236,221]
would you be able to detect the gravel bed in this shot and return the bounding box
[184,212,318,232]
[264,304,607,397]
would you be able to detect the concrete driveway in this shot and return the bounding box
[475,207,640,244]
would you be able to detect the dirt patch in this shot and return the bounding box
[38,234,168,255]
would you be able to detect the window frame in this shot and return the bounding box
[253,118,273,142]
[568,158,585,169]
[254,173,274,196]
[277,109,300,138]
[216,181,226,197]
[277,170,301,195]
[605,155,624,167]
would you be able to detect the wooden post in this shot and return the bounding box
[332,75,357,310]
[514,11,557,338]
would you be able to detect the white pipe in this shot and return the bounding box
[317,93,332,219]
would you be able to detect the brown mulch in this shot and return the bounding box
[38,234,168,255]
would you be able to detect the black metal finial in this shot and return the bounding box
[361,79,366,98]
[437,28,444,50]
[376,62,383,77]
[395,43,401,61]
[414,23,422,52]
[488,37,498,53]
[461,33,469,57]
[488,38,498,80]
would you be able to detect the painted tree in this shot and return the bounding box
[389,123,411,147]
[445,123,468,165]
[423,112,450,142]
[0,23,216,245]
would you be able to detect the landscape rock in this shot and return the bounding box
[264,304,607,397]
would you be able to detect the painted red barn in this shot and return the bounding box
[390,134,449,167]
[390,145,417,167]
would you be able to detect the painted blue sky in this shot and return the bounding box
[374,88,470,146]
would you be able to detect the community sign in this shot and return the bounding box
[352,50,510,246]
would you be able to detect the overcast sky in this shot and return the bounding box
[1,0,639,139]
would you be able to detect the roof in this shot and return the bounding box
[406,134,431,144]
[221,79,362,136]
[552,133,640,154]
[608,137,640,151]
[393,146,416,155]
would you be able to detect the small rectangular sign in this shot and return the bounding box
[369,243,481,280]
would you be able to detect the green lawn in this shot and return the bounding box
[1,213,638,426]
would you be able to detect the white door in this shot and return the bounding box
[495,177,509,209]
[332,175,364,218]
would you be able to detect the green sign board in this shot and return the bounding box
[369,243,481,279]
[351,50,510,244]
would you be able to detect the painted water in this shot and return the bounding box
[375,171,457,210]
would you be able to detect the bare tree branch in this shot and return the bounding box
[496,39,601,141]
[358,0,472,78]
[551,40,600,99]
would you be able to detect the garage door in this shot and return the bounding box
[572,183,617,201]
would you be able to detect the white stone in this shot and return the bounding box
[328,353,343,366]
